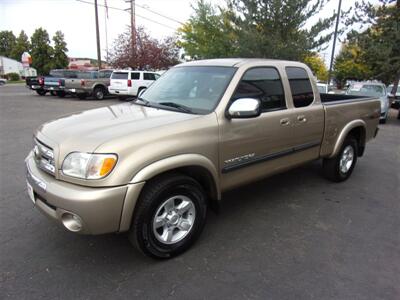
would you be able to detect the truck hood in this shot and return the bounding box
[37,102,199,152]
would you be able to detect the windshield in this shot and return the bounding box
[139,66,237,114]
[347,84,385,97]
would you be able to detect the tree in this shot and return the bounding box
[30,28,53,75]
[109,27,180,69]
[346,0,400,94]
[179,0,338,61]
[52,31,69,69]
[303,54,328,81]
[333,42,371,88]
[0,31,16,58]
[231,0,337,60]
[10,30,30,61]
[178,0,237,59]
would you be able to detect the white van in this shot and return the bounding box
[108,70,160,98]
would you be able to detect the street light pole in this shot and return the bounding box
[94,0,102,69]
[327,0,342,86]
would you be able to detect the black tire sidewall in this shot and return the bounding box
[133,176,207,258]
[36,89,46,96]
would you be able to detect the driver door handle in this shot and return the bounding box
[280,118,290,126]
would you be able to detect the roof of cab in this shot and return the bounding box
[178,58,300,68]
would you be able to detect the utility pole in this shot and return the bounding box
[327,0,342,86]
[94,0,102,69]
[125,0,136,67]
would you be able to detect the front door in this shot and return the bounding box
[219,66,297,191]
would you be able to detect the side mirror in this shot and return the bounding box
[138,88,147,97]
[227,98,261,119]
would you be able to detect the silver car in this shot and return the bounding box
[347,82,390,123]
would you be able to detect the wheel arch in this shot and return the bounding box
[93,84,107,94]
[330,120,366,158]
[119,154,220,232]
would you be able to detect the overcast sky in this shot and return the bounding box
[0,0,376,66]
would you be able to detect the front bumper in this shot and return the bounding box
[44,85,64,92]
[25,152,143,234]
[28,85,43,90]
[67,88,87,94]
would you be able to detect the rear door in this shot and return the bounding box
[110,71,129,91]
[285,66,324,160]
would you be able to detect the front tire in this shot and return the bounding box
[323,137,358,182]
[129,173,207,259]
[36,89,47,96]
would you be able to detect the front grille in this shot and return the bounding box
[34,139,56,176]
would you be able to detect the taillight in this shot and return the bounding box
[127,79,132,87]
[38,77,44,85]
[80,79,85,86]
[58,79,62,86]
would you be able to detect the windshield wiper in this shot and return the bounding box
[158,102,193,113]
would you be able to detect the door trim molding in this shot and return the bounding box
[221,141,320,173]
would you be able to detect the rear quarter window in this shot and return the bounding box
[286,67,314,108]
[144,73,156,80]
[111,72,128,80]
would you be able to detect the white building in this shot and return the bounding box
[0,56,37,77]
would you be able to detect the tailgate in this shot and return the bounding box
[64,78,81,89]
[110,79,128,91]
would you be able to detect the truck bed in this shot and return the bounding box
[320,93,372,103]
[320,94,380,157]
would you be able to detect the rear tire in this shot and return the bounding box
[129,173,207,259]
[56,91,66,98]
[323,137,358,182]
[379,118,387,124]
[36,89,47,96]
[93,86,106,100]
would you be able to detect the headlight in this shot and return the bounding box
[62,152,117,179]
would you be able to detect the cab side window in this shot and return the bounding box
[286,67,314,108]
[232,67,286,112]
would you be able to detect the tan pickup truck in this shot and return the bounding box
[63,69,113,100]
[26,59,380,258]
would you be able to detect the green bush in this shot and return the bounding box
[7,72,20,81]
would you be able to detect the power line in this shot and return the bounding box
[75,0,177,30]
[134,2,184,25]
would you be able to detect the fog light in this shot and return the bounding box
[61,213,83,232]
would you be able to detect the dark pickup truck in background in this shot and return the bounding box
[26,69,79,97]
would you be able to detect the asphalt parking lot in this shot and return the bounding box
[0,84,399,299]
